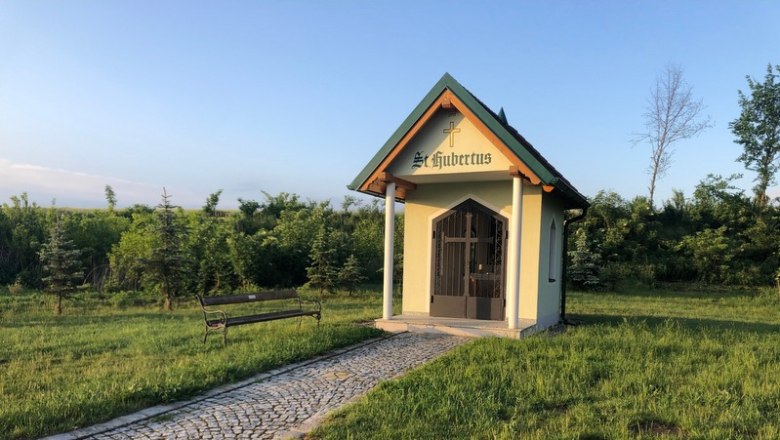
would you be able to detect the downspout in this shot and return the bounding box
[561,206,587,325]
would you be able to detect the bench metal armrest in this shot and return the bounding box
[203,309,227,325]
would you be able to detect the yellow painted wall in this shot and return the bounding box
[401,179,564,328]
[518,185,542,321]
[401,181,512,314]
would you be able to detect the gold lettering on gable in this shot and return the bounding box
[387,110,512,178]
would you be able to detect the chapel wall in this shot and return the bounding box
[401,180,512,315]
[535,193,566,328]
[518,185,543,322]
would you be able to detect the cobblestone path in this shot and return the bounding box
[49,333,467,440]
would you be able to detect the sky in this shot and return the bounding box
[1,1,779,209]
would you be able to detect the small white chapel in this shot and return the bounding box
[349,73,589,338]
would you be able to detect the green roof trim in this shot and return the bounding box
[348,73,588,209]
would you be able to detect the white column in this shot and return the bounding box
[506,176,523,329]
[383,182,396,320]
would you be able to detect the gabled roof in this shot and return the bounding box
[348,73,589,209]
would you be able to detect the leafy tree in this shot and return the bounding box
[39,218,83,314]
[122,203,154,218]
[104,185,117,212]
[576,191,631,268]
[237,198,260,217]
[730,64,780,208]
[2,193,48,286]
[0,208,14,284]
[341,195,360,213]
[228,229,284,288]
[64,211,129,292]
[691,174,745,218]
[350,200,385,282]
[306,227,338,296]
[190,191,237,293]
[202,190,223,217]
[571,173,780,286]
[394,214,405,277]
[637,64,710,209]
[275,201,334,285]
[236,198,262,234]
[338,254,366,295]
[146,189,188,310]
[106,211,156,291]
[261,192,305,220]
[677,227,733,284]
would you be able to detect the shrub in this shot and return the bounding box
[7,280,24,295]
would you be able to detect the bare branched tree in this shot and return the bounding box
[638,65,711,209]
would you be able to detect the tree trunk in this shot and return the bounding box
[648,170,657,210]
[163,283,173,311]
[56,295,62,315]
[756,174,770,209]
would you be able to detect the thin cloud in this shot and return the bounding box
[0,158,200,207]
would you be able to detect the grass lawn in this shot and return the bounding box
[0,289,386,440]
[311,287,780,439]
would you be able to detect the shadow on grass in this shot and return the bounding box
[569,313,780,335]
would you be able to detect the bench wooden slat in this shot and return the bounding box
[226,309,318,326]
[206,310,320,328]
[200,289,299,306]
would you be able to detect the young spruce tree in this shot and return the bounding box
[39,218,84,315]
[568,229,603,291]
[306,227,338,296]
[146,188,187,310]
[338,254,366,295]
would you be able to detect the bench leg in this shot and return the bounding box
[203,326,227,346]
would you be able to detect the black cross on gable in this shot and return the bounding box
[443,121,460,148]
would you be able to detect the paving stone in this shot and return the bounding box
[49,333,466,440]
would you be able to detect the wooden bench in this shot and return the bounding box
[196,290,321,344]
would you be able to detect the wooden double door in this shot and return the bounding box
[430,199,507,320]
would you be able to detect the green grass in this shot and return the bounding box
[0,289,386,440]
[311,288,780,439]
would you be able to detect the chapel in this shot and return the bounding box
[349,73,589,337]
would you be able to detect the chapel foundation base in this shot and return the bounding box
[375,315,539,339]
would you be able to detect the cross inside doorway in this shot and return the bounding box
[443,121,461,148]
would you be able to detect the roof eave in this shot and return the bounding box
[553,180,590,209]
[348,73,590,209]
[439,76,557,184]
[348,75,452,192]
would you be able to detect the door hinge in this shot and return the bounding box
[432,230,436,239]
[431,296,434,303]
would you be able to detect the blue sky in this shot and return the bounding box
[1,1,778,209]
